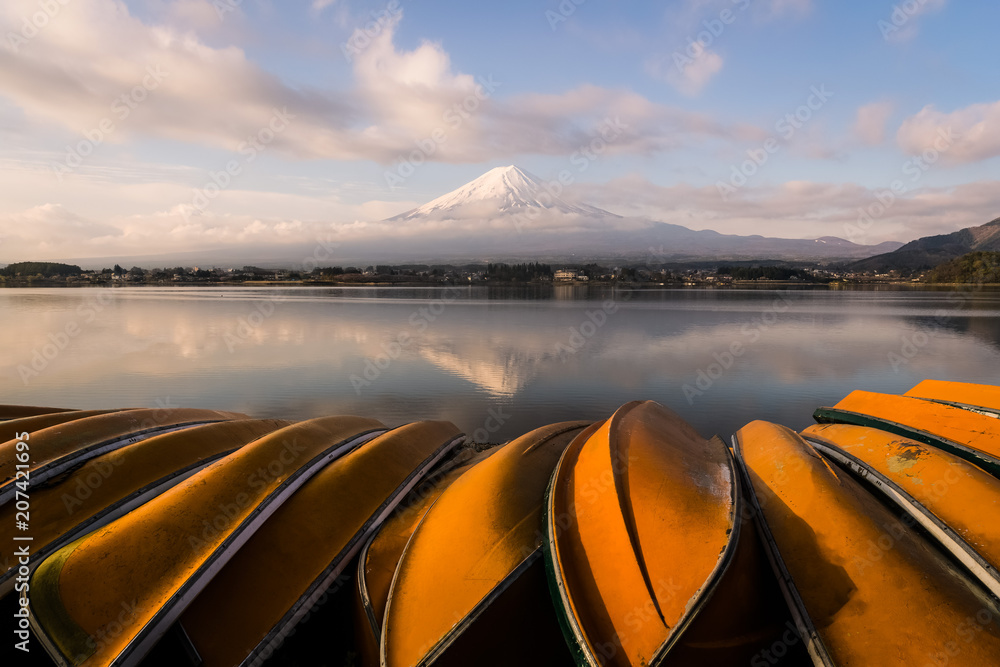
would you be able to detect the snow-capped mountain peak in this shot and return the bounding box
[387,165,615,221]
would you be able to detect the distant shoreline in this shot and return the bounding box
[3,279,998,289]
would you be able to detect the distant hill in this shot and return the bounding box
[1,261,82,277]
[925,251,1000,284]
[850,217,1000,272]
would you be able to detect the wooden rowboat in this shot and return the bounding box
[735,420,1000,665]
[814,390,1000,477]
[905,379,1000,416]
[382,421,591,667]
[0,407,249,505]
[353,447,494,666]
[803,423,1000,599]
[545,401,741,667]
[175,420,465,667]
[28,416,385,667]
[0,419,290,598]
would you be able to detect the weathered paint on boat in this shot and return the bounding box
[814,390,1000,477]
[546,401,739,667]
[354,448,494,666]
[0,419,290,598]
[905,379,1000,415]
[382,421,591,667]
[735,420,1000,665]
[0,407,249,505]
[28,416,384,667]
[177,420,465,667]
[803,423,1000,599]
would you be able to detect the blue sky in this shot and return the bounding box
[0,0,998,261]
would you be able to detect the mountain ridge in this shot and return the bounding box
[382,165,902,261]
[850,217,1000,271]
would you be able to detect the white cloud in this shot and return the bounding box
[0,1,766,166]
[853,101,894,146]
[572,174,1000,243]
[647,43,724,97]
[312,0,338,12]
[897,100,1000,164]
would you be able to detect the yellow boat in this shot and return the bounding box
[175,420,465,667]
[353,447,494,666]
[28,416,385,667]
[0,407,248,505]
[804,423,1000,597]
[0,419,290,598]
[905,379,1000,415]
[735,420,1000,665]
[545,401,741,667]
[0,404,78,420]
[382,420,591,667]
[0,408,130,451]
[814,390,1000,477]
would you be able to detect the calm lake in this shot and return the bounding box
[2,285,998,443]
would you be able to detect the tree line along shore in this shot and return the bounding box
[2,253,999,287]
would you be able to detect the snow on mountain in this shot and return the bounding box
[387,165,615,221]
[355,165,905,262]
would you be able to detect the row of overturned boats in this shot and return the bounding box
[2,378,1000,666]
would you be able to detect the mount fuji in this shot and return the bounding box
[371,166,902,263]
[388,165,615,221]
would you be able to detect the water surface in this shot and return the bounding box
[2,285,998,442]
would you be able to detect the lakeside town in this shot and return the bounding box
[0,260,933,287]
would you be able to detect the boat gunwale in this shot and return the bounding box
[379,420,590,667]
[805,433,1000,600]
[543,430,598,667]
[240,430,465,667]
[407,422,591,667]
[0,449,232,599]
[731,428,835,667]
[813,406,1000,478]
[543,402,743,667]
[0,417,239,506]
[357,443,495,645]
[28,425,386,667]
[907,396,1000,420]
[1,419,292,597]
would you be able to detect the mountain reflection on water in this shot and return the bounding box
[1,285,998,442]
